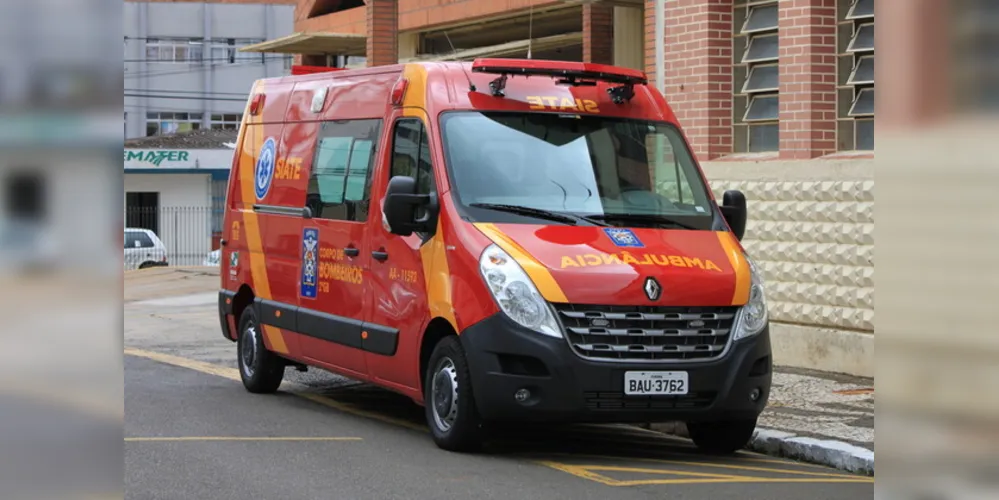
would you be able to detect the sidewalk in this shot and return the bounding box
[651,366,874,475]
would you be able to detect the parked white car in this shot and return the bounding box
[124,228,168,270]
[203,248,221,267]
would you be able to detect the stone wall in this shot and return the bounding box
[703,157,874,377]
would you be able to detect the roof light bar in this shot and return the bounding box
[470,58,648,104]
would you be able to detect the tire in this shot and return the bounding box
[424,335,484,452]
[686,418,758,455]
[236,306,285,394]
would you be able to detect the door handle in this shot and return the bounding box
[344,246,360,257]
[372,249,389,262]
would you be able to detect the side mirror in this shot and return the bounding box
[383,175,438,236]
[719,190,748,241]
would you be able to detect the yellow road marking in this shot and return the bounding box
[125,436,362,442]
[536,425,820,468]
[537,461,621,486]
[543,453,874,486]
[639,457,862,478]
[124,347,872,486]
[611,477,872,486]
[582,465,747,480]
[590,424,830,467]
[539,461,873,486]
[123,347,427,433]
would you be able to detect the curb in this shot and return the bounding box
[648,423,874,476]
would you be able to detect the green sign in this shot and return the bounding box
[124,150,191,167]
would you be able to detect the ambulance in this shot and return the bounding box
[217,58,772,454]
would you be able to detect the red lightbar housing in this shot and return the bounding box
[471,58,648,85]
[470,58,648,103]
[290,65,345,75]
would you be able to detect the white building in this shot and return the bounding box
[124,0,294,139]
[124,129,236,266]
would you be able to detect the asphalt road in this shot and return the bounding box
[124,269,874,499]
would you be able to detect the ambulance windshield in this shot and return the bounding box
[440,111,717,229]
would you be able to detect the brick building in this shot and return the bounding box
[242,0,875,377]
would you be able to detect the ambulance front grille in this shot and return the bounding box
[583,391,718,411]
[554,304,739,362]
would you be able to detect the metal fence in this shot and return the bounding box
[124,206,223,270]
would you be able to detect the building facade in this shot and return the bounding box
[123,0,297,139]
[238,0,876,377]
[123,129,238,267]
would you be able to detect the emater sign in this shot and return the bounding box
[124,149,234,170]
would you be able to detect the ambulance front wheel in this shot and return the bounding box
[686,418,758,455]
[425,335,484,452]
[236,307,285,394]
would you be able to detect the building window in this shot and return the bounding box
[306,119,383,222]
[145,38,204,63]
[951,0,998,114]
[146,112,203,136]
[733,1,780,153]
[210,114,242,130]
[837,0,874,151]
[208,39,266,65]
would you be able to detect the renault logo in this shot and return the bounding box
[643,277,662,301]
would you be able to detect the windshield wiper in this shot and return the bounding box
[586,213,699,230]
[469,203,609,226]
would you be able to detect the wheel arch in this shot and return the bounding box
[419,317,459,396]
[231,284,255,333]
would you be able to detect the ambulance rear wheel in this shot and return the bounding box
[236,307,285,394]
[686,418,758,455]
[425,336,483,452]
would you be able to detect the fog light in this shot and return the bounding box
[749,387,761,401]
[514,388,531,402]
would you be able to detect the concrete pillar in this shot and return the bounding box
[648,0,734,161]
[366,0,398,67]
[399,31,419,62]
[778,0,837,159]
[613,7,644,71]
[582,4,614,65]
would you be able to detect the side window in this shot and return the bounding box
[135,232,155,248]
[389,118,436,199]
[307,119,382,222]
[124,231,139,249]
[125,231,154,248]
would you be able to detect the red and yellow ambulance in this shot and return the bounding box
[217,58,771,453]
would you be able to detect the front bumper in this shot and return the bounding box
[460,312,772,424]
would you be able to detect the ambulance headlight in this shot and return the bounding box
[479,244,562,338]
[733,253,769,340]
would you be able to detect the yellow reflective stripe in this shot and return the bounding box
[236,80,287,354]
[474,223,568,303]
[716,231,750,305]
[419,229,459,332]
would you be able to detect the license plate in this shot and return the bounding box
[624,371,689,396]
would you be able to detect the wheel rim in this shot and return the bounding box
[430,357,459,432]
[241,322,258,378]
